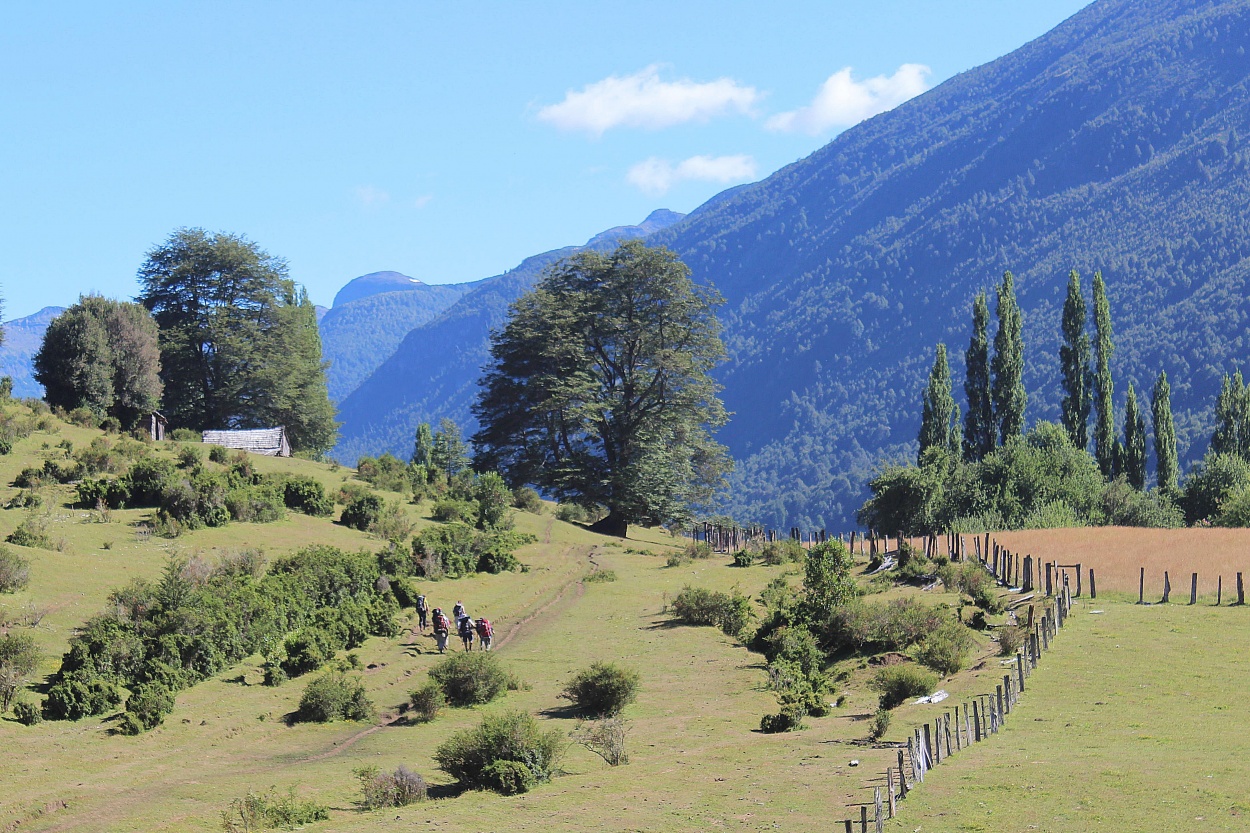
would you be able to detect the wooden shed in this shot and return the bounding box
[149,411,169,442]
[202,427,292,457]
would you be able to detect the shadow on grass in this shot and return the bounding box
[537,703,583,720]
[643,618,686,630]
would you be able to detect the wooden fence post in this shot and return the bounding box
[1089,568,1096,599]
[1139,566,1145,604]
[897,749,908,798]
[844,820,853,833]
[972,700,981,742]
[1017,653,1026,693]
[1218,575,1223,606]
[1190,572,1198,605]
[887,768,896,817]
[1162,571,1171,604]
[860,805,867,833]
[1075,563,1082,597]
[924,723,934,766]
[1239,572,1245,606]
[1002,676,1012,714]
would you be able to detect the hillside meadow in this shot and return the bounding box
[1,403,1247,831]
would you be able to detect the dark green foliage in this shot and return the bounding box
[759,709,803,734]
[280,476,334,516]
[434,710,565,794]
[871,664,938,710]
[431,497,477,524]
[281,627,335,677]
[42,675,121,721]
[669,585,755,638]
[1153,371,1179,492]
[296,670,375,722]
[1092,272,1116,477]
[913,619,974,675]
[208,445,229,464]
[7,513,56,550]
[431,418,470,481]
[0,546,30,593]
[33,296,163,429]
[1123,383,1147,490]
[814,597,948,656]
[1181,452,1250,525]
[1059,270,1092,451]
[512,486,543,513]
[355,452,410,493]
[410,524,532,578]
[802,540,858,616]
[868,707,891,741]
[119,682,175,733]
[474,471,513,530]
[138,228,337,454]
[1098,478,1184,528]
[427,651,514,707]
[560,662,640,717]
[341,493,384,531]
[473,240,731,537]
[760,626,823,680]
[13,700,42,725]
[918,343,956,461]
[991,272,1026,444]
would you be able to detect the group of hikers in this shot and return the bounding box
[414,594,494,653]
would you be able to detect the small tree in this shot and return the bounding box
[1092,272,1116,477]
[918,343,956,462]
[0,632,40,712]
[803,540,857,617]
[1152,370,1178,492]
[560,662,640,717]
[991,271,1026,444]
[1123,383,1146,490]
[1059,270,1092,451]
[963,291,995,461]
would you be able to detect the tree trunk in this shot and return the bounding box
[589,511,629,538]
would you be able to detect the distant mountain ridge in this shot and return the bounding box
[331,209,686,462]
[0,306,64,398]
[332,271,428,308]
[331,0,1250,530]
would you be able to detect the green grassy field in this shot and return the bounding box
[2,404,1247,832]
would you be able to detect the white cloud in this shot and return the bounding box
[413,194,433,209]
[627,154,757,196]
[766,64,930,135]
[538,65,760,136]
[354,185,391,206]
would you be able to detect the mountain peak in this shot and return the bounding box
[332,271,426,308]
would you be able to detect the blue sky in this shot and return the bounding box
[0,1,1089,319]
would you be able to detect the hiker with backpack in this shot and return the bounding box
[432,607,450,653]
[457,614,475,651]
[452,600,466,621]
[416,594,428,631]
[475,615,494,651]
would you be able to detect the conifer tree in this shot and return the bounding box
[990,271,1026,443]
[1059,270,1091,450]
[949,403,963,461]
[918,343,955,462]
[963,292,994,461]
[1123,383,1146,490]
[1152,370,1178,492]
[1092,272,1116,477]
[1211,371,1250,460]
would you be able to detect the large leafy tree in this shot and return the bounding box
[137,228,337,454]
[1059,270,1091,451]
[1092,272,1116,477]
[962,291,994,461]
[991,271,1026,443]
[1152,370,1178,492]
[918,343,956,461]
[473,240,731,536]
[34,296,163,427]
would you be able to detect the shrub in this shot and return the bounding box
[369,500,414,543]
[341,494,384,531]
[760,626,823,679]
[6,513,57,550]
[560,662,639,717]
[572,717,630,765]
[914,619,974,675]
[408,682,445,723]
[13,466,45,489]
[670,586,725,625]
[760,539,804,565]
[0,547,31,593]
[177,445,201,469]
[119,682,175,733]
[732,549,754,567]
[685,541,713,560]
[281,627,335,677]
[868,706,891,741]
[42,674,121,720]
[434,711,565,794]
[428,651,513,707]
[431,497,477,524]
[871,664,938,709]
[355,765,427,809]
[474,472,514,530]
[355,452,411,494]
[208,444,229,464]
[759,708,804,733]
[512,486,543,513]
[297,671,375,722]
[169,428,199,442]
[1,632,41,711]
[13,700,42,725]
[282,476,334,516]
[998,624,1025,656]
[220,789,328,833]
[583,569,617,583]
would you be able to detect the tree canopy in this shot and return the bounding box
[137,228,337,454]
[34,295,162,427]
[473,240,730,536]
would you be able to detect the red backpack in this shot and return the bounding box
[476,618,493,638]
[434,612,449,632]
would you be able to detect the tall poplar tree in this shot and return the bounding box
[918,343,955,462]
[963,292,994,461]
[1059,270,1091,450]
[1211,370,1250,459]
[1123,383,1146,490]
[1152,370,1178,492]
[990,271,1026,443]
[1092,272,1116,477]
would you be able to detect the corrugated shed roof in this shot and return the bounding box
[202,427,291,457]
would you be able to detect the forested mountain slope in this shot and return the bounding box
[0,306,64,398]
[319,278,470,402]
[332,210,685,462]
[337,0,1250,529]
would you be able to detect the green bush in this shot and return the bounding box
[355,765,427,809]
[0,546,30,593]
[341,494,384,531]
[760,626,823,679]
[13,700,42,725]
[355,453,411,494]
[560,662,639,716]
[474,472,514,530]
[408,682,445,723]
[434,711,565,794]
[177,445,201,469]
[169,428,200,442]
[119,682,175,733]
[220,789,328,833]
[759,708,804,733]
[998,624,1025,656]
[6,513,57,550]
[428,651,514,707]
[297,671,375,722]
[208,444,229,464]
[868,706,891,741]
[282,476,334,516]
[512,487,543,513]
[870,664,938,709]
[670,586,725,625]
[431,497,478,524]
[914,619,974,675]
[42,674,121,720]
[583,569,617,583]
[759,539,805,565]
[281,627,335,677]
